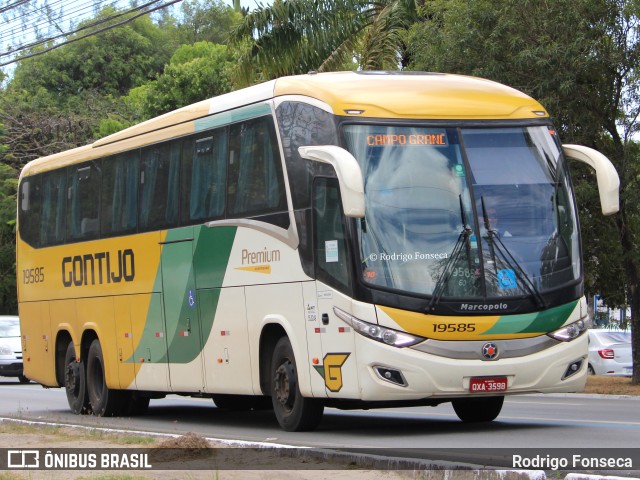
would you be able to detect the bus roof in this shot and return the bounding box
[21,71,548,177]
[274,71,547,120]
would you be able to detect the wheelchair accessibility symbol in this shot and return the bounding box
[497,269,517,290]
[188,290,196,308]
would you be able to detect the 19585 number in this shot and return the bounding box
[23,267,45,284]
[432,323,476,333]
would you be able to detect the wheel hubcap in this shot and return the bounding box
[274,360,295,408]
[65,362,78,394]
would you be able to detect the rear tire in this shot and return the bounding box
[64,342,89,414]
[18,375,30,384]
[86,339,125,416]
[452,396,504,423]
[270,337,323,431]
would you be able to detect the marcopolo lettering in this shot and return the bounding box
[62,249,135,287]
[460,303,508,311]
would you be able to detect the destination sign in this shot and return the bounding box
[366,131,448,146]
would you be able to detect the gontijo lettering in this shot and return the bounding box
[367,132,448,146]
[62,249,135,287]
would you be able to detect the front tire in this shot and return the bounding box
[270,337,323,431]
[64,342,89,414]
[86,339,124,416]
[452,396,504,423]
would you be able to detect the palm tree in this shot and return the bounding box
[231,0,418,85]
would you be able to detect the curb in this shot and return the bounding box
[1,418,638,479]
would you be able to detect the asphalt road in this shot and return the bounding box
[1,379,638,455]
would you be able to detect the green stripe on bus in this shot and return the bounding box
[194,103,272,132]
[128,226,237,364]
[483,300,578,335]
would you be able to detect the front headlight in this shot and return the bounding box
[333,307,425,347]
[0,343,13,355]
[548,319,587,342]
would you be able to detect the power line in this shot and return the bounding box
[0,0,100,43]
[0,0,30,15]
[1,0,165,58]
[0,0,183,68]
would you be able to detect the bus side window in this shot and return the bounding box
[40,170,67,246]
[181,129,227,224]
[101,152,139,237]
[228,117,286,218]
[313,177,352,294]
[67,161,101,241]
[140,142,180,231]
[19,176,42,248]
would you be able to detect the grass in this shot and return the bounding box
[0,421,156,445]
[583,375,640,395]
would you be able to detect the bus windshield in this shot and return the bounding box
[343,124,580,301]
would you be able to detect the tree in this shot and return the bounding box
[0,6,178,169]
[7,7,174,105]
[231,0,417,85]
[0,160,17,315]
[408,0,640,383]
[176,0,244,45]
[125,42,235,119]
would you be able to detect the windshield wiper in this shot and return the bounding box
[480,197,546,309]
[426,195,473,312]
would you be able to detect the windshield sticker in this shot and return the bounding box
[325,240,339,263]
[366,131,448,147]
[454,164,465,177]
[498,269,517,289]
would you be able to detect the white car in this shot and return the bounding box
[587,329,632,376]
[0,315,29,383]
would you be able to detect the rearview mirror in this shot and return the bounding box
[563,144,620,216]
[298,145,365,218]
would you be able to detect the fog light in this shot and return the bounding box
[374,366,407,387]
[562,359,584,380]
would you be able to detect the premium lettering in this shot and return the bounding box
[62,249,135,287]
[242,247,281,265]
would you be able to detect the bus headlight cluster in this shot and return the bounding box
[333,307,425,347]
[548,319,587,342]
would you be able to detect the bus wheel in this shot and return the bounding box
[270,337,323,431]
[452,396,504,423]
[64,342,89,414]
[86,339,124,416]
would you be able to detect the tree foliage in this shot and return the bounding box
[176,0,243,44]
[8,7,174,106]
[0,161,17,314]
[231,0,417,85]
[126,42,234,119]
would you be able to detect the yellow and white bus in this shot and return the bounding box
[17,72,619,431]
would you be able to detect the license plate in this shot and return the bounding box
[469,377,508,393]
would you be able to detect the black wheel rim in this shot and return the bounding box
[274,359,296,411]
[65,361,79,396]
